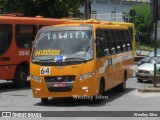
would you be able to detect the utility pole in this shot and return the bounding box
[129,9,136,23]
[151,0,159,87]
[85,0,89,19]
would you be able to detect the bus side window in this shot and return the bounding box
[107,30,115,55]
[103,30,110,55]
[96,29,107,58]
[112,30,122,54]
[118,30,126,52]
[123,30,132,51]
[128,27,133,42]
[101,30,110,56]
[0,24,12,55]
[16,25,38,48]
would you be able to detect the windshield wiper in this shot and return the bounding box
[32,56,87,62]
[64,57,86,61]
[32,57,54,62]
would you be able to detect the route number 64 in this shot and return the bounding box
[40,67,50,75]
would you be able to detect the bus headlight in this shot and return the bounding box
[79,72,95,81]
[30,75,41,82]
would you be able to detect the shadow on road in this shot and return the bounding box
[35,87,135,107]
[0,81,31,93]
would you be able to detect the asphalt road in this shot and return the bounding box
[0,77,160,113]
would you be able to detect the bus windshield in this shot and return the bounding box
[32,30,94,62]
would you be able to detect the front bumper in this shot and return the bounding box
[30,75,98,98]
[136,72,153,81]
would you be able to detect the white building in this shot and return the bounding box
[81,0,150,21]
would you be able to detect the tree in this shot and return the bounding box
[131,3,153,45]
[0,0,84,18]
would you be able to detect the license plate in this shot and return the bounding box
[53,83,66,87]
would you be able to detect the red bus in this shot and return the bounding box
[0,14,69,87]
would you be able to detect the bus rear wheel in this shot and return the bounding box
[13,66,27,88]
[116,80,126,92]
[114,72,127,92]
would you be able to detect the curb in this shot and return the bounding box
[138,85,160,93]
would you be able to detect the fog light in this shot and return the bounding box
[34,88,41,94]
[86,89,89,92]
[82,87,88,90]
[82,87,89,92]
[36,88,41,91]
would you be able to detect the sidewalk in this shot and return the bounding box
[141,50,151,56]
[138,84,160,93]
[135,50,150,57]
[134,50,160,93]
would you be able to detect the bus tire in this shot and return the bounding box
[41,98,48,104]
[115,72,127,92]
[93,79,105,103]
[117,80,126,92]
[13,66,27,88]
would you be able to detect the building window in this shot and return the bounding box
[111,1,120,5]
[122,2,133,6]
[96,0,108,4]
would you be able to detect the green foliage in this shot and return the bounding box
[140,44,154,51]
[0,0,84,18]
[131,3,153,45]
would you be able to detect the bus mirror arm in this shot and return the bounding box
[104,48,109,55]
[95,37,104,45]
[111,47,115,54]
[32,41,35,47]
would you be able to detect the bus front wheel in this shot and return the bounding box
[93,79,105,103]
[41,98,48,104]
[13,66,27,88]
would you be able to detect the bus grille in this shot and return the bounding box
[44,76,76,92]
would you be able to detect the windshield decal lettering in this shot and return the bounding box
[34,49,60,56]
[52,32,86,40]
[59,33,67,39]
